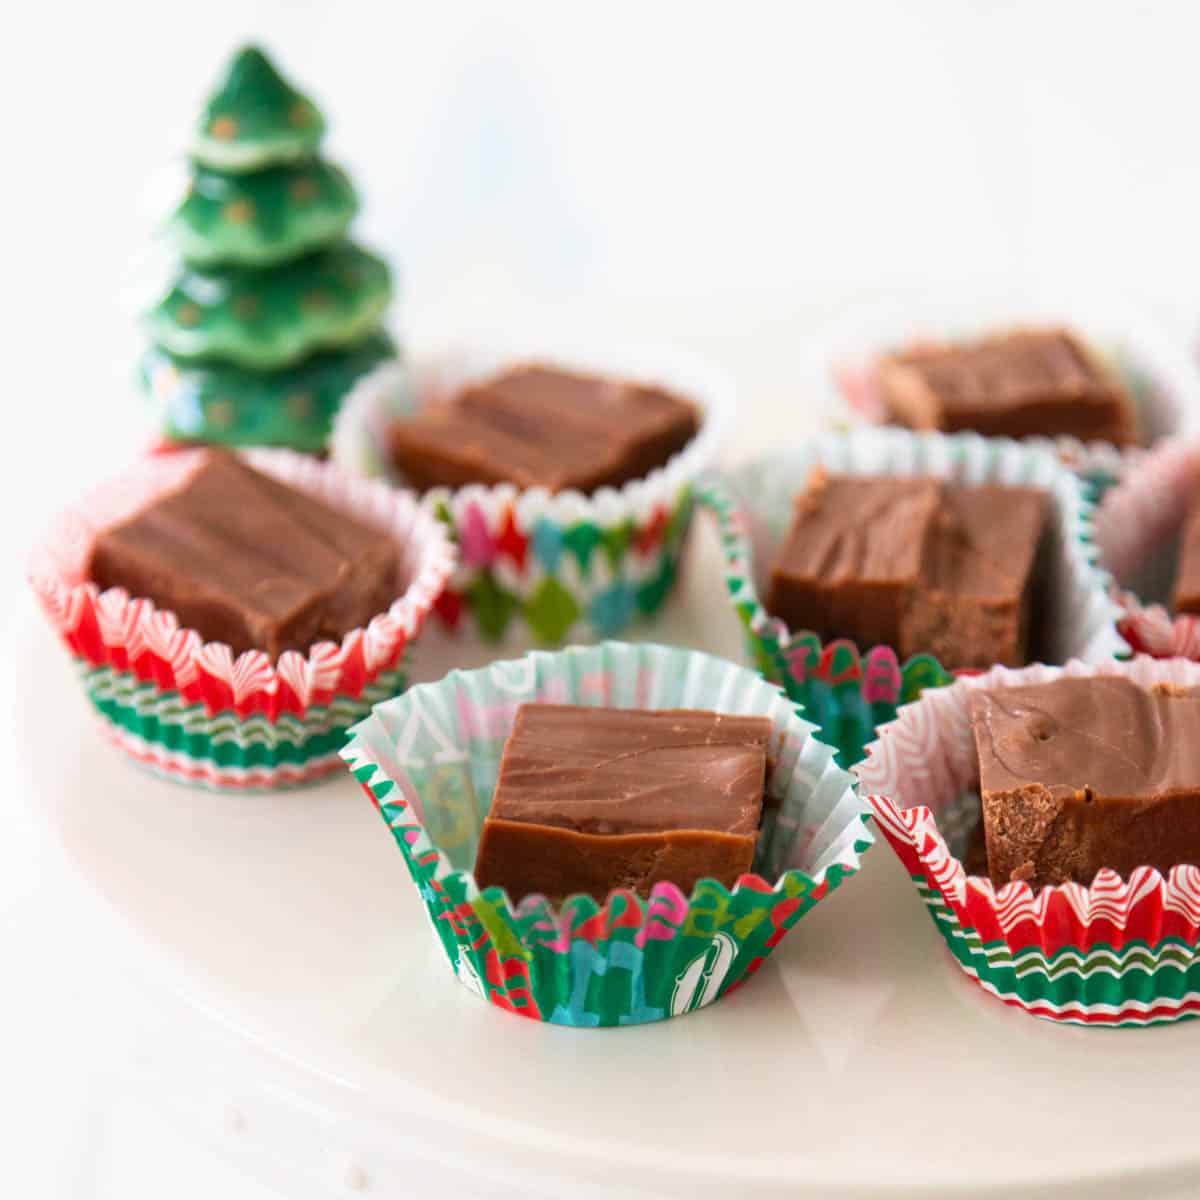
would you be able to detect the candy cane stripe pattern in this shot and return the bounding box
[30,448,456,790]
[857,656,1200,1025]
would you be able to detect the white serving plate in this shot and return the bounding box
[15,512,1200,1199]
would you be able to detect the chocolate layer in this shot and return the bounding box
[89,450,398,659]
[764,473,940,653]
[878,328,1136,446]
[766,471,1047,669]
[473,705,770,902]
[906,483,1046,669]
[389,363,700,493]
[970,677,1200,888]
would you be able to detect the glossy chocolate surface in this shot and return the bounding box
[971,677,1200,888]
[473,705,770,902]
[89,451,398,659]
[766,471,1047,669]
[389,363,700,493]
[878,328,1136,446]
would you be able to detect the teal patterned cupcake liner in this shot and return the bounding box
[340,641,871,1026]
[331,342,732,645]
[699,429,1126,765]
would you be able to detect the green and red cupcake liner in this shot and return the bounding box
[855,656,1200,1026]
[29,447,456,790]
[340,640,871,1027]
[700,428,1127,768]
[331,340,732,645]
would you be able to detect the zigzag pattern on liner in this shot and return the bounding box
[858,655,1200,955]
[87,663,404,746]
[103,720,344,788]
[964,966,1200,1027]
[28,448,455,719]
[1117,595,1200,659]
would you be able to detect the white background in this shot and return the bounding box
[3,2,1200,1195]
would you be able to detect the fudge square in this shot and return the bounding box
[877,328,1136,447]
[765,470,1047,670]
[472,705,771,903]
[969,677,1200,889]
[904,483,1047,671]
[88,450,399,660]
[763,473,941,653]
[389,363,700,493]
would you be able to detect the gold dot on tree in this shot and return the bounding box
[176,302,202,327]
[289,176,318,202]
[288,392,314,419]
[235,294,260,319]
[210,115,238,140]
[209,399,235,429]
[303,290,331,312]
[224,199,255,224]
[288,101,312,128]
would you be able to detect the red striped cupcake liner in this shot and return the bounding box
[29,448,457,789]
[855,656,1200,1026]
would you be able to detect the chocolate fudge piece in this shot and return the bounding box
[970,677,1200,889]
[473,705,770,903]
[877,328,1136,447]
[89,450,398,659]
[765,471,1047,670]
[764,474,942,652]
[1171,500,1200,615]
[390,363,700,493]
[904,483,1046,670]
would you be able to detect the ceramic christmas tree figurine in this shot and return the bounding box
[143,45,395,453]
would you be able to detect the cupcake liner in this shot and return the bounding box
[330,338,732,645]
[818,292,1199,498]
[1095,436,1200,659]
[339,640,871,1027]
[855,655,1200,1026]
[29,448,456,790]
[699,429,1126,765]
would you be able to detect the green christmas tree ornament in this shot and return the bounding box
[192,45,325,171]
[148,242,391,369]
[142,331,395,454]
[169,160,358,268]
[144,44,398,453]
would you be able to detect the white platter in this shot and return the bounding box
[16,517,1200,1199]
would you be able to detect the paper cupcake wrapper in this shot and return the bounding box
[699,429,1126,764]
[29,448,456,790]
[340,640,871,1027]
[330,339,732,645]
[820,293,1198,498]
[855,655,1200,1026]
[1095,436,1200,659]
